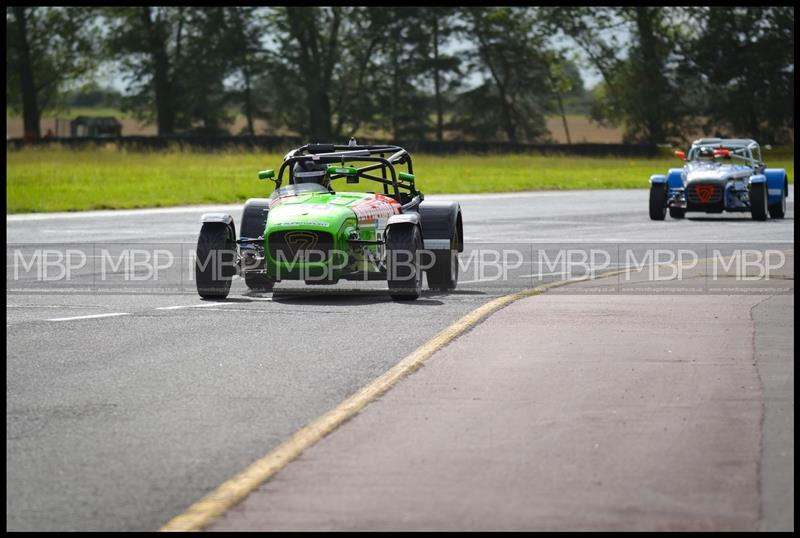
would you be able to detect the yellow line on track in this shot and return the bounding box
[160,282,572,531]
[159,255,735,532]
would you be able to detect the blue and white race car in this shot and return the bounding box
[649,138,789,221]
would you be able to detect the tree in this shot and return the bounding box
[103,7,187,135]
[104,7,246,135]
[548,7,690,144]
[180,7,234,134]
[546,54,577,144]
[6,7,98,139]
[262,7,432,141]
[226,7,271,135]
[269,6,343,140]
[620,7,691,143]
[328,7,393,138]
[679,6,794,143]
[372,7,436,141]
[453,7,556,143]
[414,8,462,141]
[64,84,123,108]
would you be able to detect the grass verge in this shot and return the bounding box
[6,145,794,213]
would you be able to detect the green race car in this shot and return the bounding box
[195,142,463,301]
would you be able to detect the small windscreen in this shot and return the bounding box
[294,170,326,179]
[270,183,329,200]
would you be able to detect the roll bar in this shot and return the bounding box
[275,144,418,201]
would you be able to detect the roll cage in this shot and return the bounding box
[687,138,764,167]
[276,143,423,211]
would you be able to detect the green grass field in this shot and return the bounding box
[6,145,794,213]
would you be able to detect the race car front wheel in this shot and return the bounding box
[668,207,686,219]
[244,272,275,292]
[768,185,786,219]
[196,223,236,299]
[649,184,667,220]
[386,224,422,301]
[426,227,459,291]
[750,182,768,221]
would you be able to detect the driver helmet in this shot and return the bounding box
[696,146,715,161]
[292,160,330,188]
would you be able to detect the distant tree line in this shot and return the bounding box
[6,6,795,144]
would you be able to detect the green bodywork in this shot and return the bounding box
[263,190,385,281]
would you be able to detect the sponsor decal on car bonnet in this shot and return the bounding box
[351,194,401,224]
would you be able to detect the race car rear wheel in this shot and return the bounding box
[768,185,786,219]
[750,182,768,221]
[386,225,422,301]
[426,227,459,291]
[244,272,275,292]
[649,184,667,220]
[668,207,686,219]
[196,223,236,298]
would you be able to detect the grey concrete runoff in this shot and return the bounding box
[210,274,794,531]
[754,294,794,531]
[6,188,794,531]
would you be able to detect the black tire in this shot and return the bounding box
[195,223,235,299]
[240,199,270,238]
[649,183,667,220]
[768,184,786,219]
[426,227,459,291]
[245,272,275,292]
[668,206,686,219]
[750,182,768,221]
[386,225,422,301]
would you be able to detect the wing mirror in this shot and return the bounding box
[258,169,275,181]
[399,172,416,182]
[673,150,686,160]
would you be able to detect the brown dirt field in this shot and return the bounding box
[7,115,625,143]
[545,115,623,143]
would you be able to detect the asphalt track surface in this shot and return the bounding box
[210,278,793,531]
[6,188,794,531]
